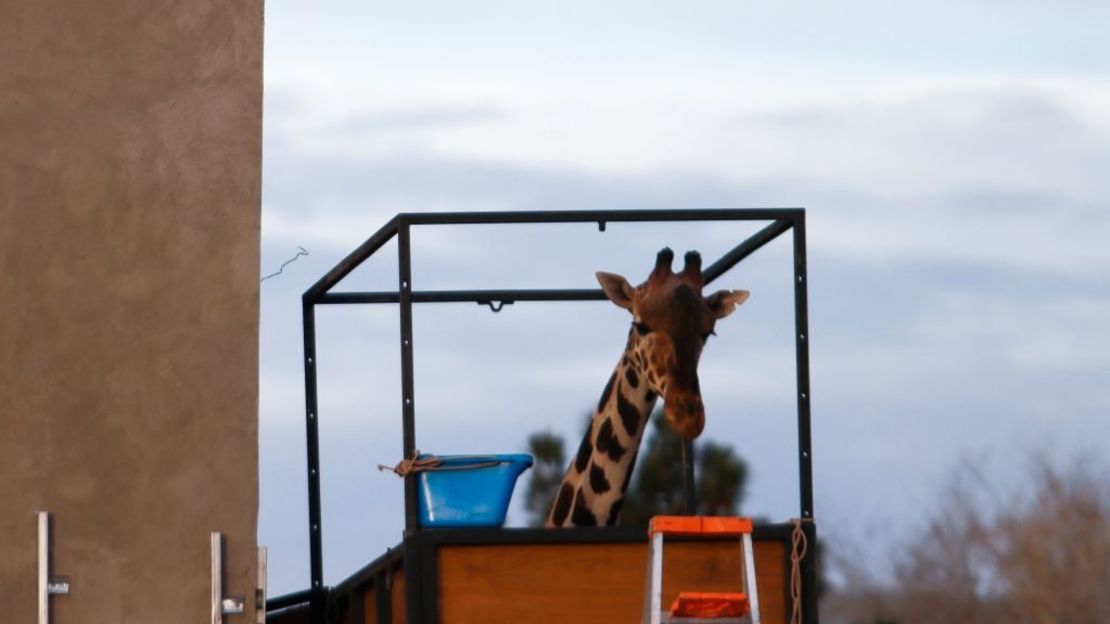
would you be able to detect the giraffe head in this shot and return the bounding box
[597,247,749,440]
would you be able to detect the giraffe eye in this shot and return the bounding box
[634,322,650,335]
[701,329,716,342]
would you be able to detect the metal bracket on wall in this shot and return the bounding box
[211,532,245,623]
[38,511,70,624]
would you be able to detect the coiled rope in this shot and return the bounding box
[790,517,815,624]
[377,451,501,476]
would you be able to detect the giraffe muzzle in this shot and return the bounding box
[664,393,705,440]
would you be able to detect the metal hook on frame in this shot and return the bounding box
[478,300,513,313]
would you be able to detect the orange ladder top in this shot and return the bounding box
[649,515,754,537]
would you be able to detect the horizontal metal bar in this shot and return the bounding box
[264,604,311,621]
[703,219,794,285]
[314,291,400,304]
[265,588,314,612]
[401,208,802,226]
[316,288,607,305]
[304,215,400,299]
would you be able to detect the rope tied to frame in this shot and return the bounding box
[789,517,816,624]
[377,451,502,477]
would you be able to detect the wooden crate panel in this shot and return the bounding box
[363,587,376,624]
[390,568,406,624]
[437,540,787,624]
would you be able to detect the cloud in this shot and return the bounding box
[333,106,505,134]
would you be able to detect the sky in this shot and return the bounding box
[258,0,1110,595]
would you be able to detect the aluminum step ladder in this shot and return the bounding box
[641,516,760,624]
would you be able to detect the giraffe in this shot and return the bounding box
[546,247,750,527]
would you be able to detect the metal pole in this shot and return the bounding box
[401,208,803,226]
[792,213,820,623]
[301,299,325,623]
[397,221,418,531]
[397,221,423,623]
[211,532,223,624]
[791,214,814,519]
[804,522,820,623]
[38,511,49,624]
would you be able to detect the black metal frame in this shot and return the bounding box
[286,209,816,623]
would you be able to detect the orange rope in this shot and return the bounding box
[790,517,815,624]
[378,451,501,476]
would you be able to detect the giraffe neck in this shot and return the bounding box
[546,335,658,527]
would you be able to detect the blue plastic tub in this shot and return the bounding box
[416,454,534,528]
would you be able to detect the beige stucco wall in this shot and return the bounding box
[0,2,262,622]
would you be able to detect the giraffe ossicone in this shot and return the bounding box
[546,247,749,528]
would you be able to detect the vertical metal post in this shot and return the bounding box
[38,511,49,624]
[803,521,820,623]
[397,221,417,530]
[792,214,820,623]
[397,221,423,624]
[211,532,223,624]
[791,215,814,519]
[301,298,325,623]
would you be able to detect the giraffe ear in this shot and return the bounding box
[706,289,749,319]
[596,272,635,310]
